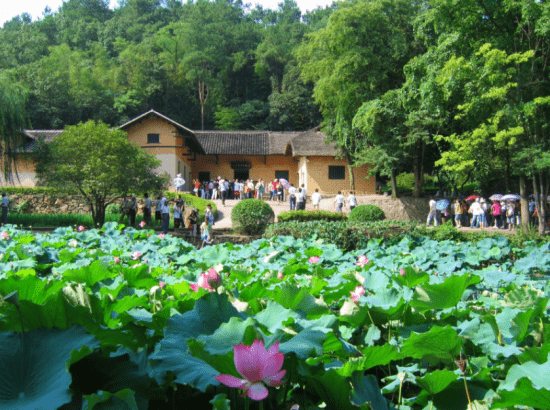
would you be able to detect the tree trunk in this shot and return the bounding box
[534,171,547,235]
[390,168,398,198]
[91,198,106,227]
[348,165,355,191]
[413,141,424,198]
[519,175,530,234]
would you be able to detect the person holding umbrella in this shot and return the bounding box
[453,199,462,228]
[436,199,450,224]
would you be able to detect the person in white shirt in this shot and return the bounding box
[347,191,357,211]
[219,178,227,205]
[427,198,438,227]
[334,191,345,213]
[469,198,482,228]
[288,184,297,210]
[311,189,322,210]
[174,174,185,192]
[296,188,306,210]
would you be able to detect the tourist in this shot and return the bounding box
[453,199,462,228]
[334,191,345,213]
[174,173,185,193]
[480,198,489,228]
[347,191,357,211]
[173,196,183,232]
[143,193,152,226]
[256,179,264,199]
[127,195,137,227]
[119,195,130,225]
[426,197,438,227]
[161,196,170,234]
[234,179,241,200]
[301,184,307,198]
[296,188,306,210]
[1,192,8,225]
[185,208,198,237]
[469,198,482,228]
[500,201,508,229]
[270,179,278,201]
[491,199,501,228]
[277,181,284,203]
[311,189,322,210]
[248,179,255,198]
[205,204,215,226]
[529,198,538,226]
[220,177,228,205]
[194,179,201,197]
[155,195,162,226]
[506,201,516,231]
[289,184,297,210]
[200,216,213,248]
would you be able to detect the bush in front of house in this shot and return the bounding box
[277,210,347,222]
[348,204,386,222]
[232,199,274,235]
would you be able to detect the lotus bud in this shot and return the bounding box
[159,281,166,289]
[277,270,284,280]
[399,268,406,276]
[114,256,121,264]
[77,225,85,232]
[205,267,222,289]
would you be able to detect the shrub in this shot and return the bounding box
[392,173,435,192]
[232,199,274,235]
[264,220,421,251]
[105,203,121,214]
[348,204,385,222]
[277,210,347,222]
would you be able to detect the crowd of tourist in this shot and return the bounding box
[427,196,545,230]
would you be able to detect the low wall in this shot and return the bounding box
[355,195,431,222]
[6,194,126,215]
[7,193,433,222]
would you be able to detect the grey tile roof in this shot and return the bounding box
[268,132,301,155]
[195,131,270,155]
[22,130,63,151]
[289,128,338,156]
[21,112,338,158]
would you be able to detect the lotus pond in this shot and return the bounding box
[0,222,549,410]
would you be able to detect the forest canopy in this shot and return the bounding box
[2,0,550,232]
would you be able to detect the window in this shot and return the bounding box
[275,170,289,181]
[147,133,160,144]
[328,166,345,180]
[198,172,210,182]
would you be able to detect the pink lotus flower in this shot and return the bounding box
[159,280,166,289]
[131,251,142,260]
[277,270,284,280]
[214,339,286,401]
[399,268,406,276]
[350,286,365,303]
[356,255,369,268]
[204,267,222,289]
[308,256,320,264]
[139,221,146,228]
[77,225,85,232]
[158,233,165,239]
[1,232,9,240]
[114,256,121,264]
[189,283,199,292]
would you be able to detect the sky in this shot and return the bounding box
[1,0,333,27]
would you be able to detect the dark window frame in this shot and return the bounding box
[328,165,345,180]
[275,170,289,181]
[198,172,210,182]
[147,133,160,144]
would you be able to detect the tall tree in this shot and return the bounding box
[297,0,420,189]
[35,121,168,226]
[0,72,30,182]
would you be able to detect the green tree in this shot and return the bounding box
[35,121,168,226]
[0,72,30,181]
[297,0,420,189]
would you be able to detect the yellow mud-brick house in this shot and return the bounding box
[5,110,376,194]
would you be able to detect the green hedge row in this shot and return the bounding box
[277,210,347,222]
